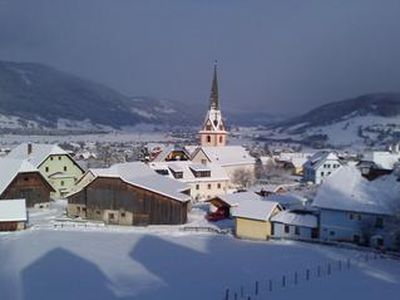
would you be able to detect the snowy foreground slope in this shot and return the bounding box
[1,229,400,300]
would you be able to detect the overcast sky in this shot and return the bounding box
[1,0,400,114]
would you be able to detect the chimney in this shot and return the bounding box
[27,143,32,155]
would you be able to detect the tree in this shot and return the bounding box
[232,168,255,189]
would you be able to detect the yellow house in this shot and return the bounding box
[233,200,282,240]
[7,143,84,198]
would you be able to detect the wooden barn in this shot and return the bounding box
[67,162,191,226]
[0,158,55,208]
[0,199,27,231]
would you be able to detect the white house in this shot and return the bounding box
[313,166,400,250]
[190,145,256,185]
[303,151,342,184]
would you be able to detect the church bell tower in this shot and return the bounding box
[199,61,228,147]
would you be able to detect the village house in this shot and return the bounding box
[206,191,265,220]
[303,151,342,184]
[274,152,312,175]
[313,166,400,250]
[147,144,191,162]
[190,145,256,185]
[0,199,27,231]
[7,143,85,198]
[148,161,229,201]
[358,145,400,180]
[232,199,282,240]
[271,209,319,241]
[67,162,191,226]
[0,158,55,208]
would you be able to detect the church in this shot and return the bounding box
[190,62,256,187]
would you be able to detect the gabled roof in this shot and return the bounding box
[312,166,399,215]
[7,143,68,167]
[192,146,255,166]
[303,151,341,170]
[264,193,307,208]
[362,151,400,170]
[232,199,281,221]
[210,191,264,208]
[69,162,191,203]
[271,210,318,228]
[0,158,38,196]
[0,199,27,222]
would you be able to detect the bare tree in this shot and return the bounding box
[232,168,255,189]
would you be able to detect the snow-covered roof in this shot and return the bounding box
[362,151,400,170]
[232,199,281,221]
[7,143,69,167]
[194,146,255,166]
[150,145,190,162]
[212,191,264,207]
[313,166,399,215]
[71,162,191,202]
[271,210,318,228]
[264,193,307,208]
[0,158,38,196]
[0,199,27,222]
[149,161,229,183]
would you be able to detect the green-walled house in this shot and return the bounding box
[7,143,85,198]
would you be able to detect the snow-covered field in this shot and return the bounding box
[1,205,400,300]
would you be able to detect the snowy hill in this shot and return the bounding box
[265,93,400,148]
[0,60,202,131]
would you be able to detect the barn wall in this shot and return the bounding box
[67,177,188,225]
[0,172,53,207]
[235,217,272,240]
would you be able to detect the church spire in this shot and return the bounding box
[209,60,219,110]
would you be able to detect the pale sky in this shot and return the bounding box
[1,0,400,114]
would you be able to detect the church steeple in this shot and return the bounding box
[199,61,228,147]
[209,60,219,110]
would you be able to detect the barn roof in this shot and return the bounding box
[69,162,191,203]
[0,158,39,196]
[0,199,27,222]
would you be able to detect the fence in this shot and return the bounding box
[181,226,232,235]
[221,251,383,300]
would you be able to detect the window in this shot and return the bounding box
[77,207,81,213]
[121,212,126,218]
[109,213,114,220]
[377,238,384,247]
[311,228,319,239]
[207,184,211,190]
[219,136,223,143]
[357,214,362,221]
[201,159,207,165]
[96,210,101,215]
[327,164,331,168]
[375,217,384,229]
[64,166,67,172]
[58,156,62,160]
[327,172,331,175]
[207,135,211,143]
[295,226,300,235]
[82,207,86,212]
[24,177,29,182]
[196,184,200,190]
[329,231,335,236]
[349,213,354,220]
[60,181,65,186]
[320,172,325,177]
[50,157,54,161]
[45,166,49,172]
[217,183,221,189]
[284,225,290,233]
[353,235,360,244]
